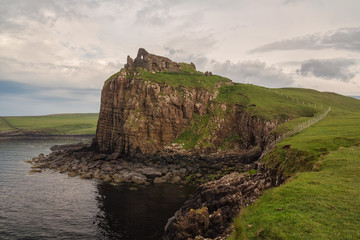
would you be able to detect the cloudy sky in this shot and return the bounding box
[1,0,360,116]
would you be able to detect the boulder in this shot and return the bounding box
[138,167,162,178]
[172,176,182,183]
[94,154,107,160]
[113,172,130,183]
[103,174,112,182]
[80,173,92,179]
[131,173,147,184]
[154,177,167,184]
[67,172,77,177]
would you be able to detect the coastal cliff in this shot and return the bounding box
[27,49,323,240]
[94,48,276,156]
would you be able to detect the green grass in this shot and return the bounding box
[175,114,214,150]
[0,113,99,135]
[135,63,232,92]
[0,117,15,131]
[215,84,321,122]
[171,81,352,153]
[230,146,360,240]
[174,83,329,151]
[229,88,360,239]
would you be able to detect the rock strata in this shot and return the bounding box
[94,68,216,155]
[94,48,277,156]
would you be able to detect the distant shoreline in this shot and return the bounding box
[0,133,95,140]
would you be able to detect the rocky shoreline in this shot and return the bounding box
[26,142,260,186]
[25,142,283,240]
[0,133,95,140]
[164,165,283,240]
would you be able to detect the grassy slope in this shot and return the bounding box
[175,83,322,150]
[0,113,99,135]
[215,84,320,121]
[228,88,360,240]
[137,63,232,92]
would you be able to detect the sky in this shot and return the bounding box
[1,0,360,116]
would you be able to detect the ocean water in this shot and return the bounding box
[0,139,194,240]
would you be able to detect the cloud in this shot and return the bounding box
[164,47,211,71]
[0,80,100,116]
[0,0,89,32]
[250,27,360,53]
[135,2,173,26]
[163,32,218,71]
[282,0,304,5]
[212,60,294,88]
[0,57,121,89]
[2,0,360,115]
[296,59,357,82]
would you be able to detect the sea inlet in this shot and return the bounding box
[0,138,194,240]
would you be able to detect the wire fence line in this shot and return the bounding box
[257,88,333,159]
[268,88,325,109]
[259,106,331,159]
[275,107,331,143]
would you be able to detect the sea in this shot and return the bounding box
[0,138,194,240]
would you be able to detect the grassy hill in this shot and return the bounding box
[0,113,99,135]
[133,65,360,239]
[137,63,232,91]
[175,82,327,151]
[2,64,359,238]
[227,87,360,240]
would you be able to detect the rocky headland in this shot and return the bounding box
[27,48,287,239]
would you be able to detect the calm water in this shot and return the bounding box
[0,139,194,240]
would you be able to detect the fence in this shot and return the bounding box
[258,88,332,159]
[274,107,331,144]
[268,88,325,109]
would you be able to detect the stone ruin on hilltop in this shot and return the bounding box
[124,48,196,72]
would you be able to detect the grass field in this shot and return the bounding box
[215,84,321,121]
[228,88,360,239]
[137,63,232,92]
[230,146,360,240]
[0,117,14,132]
[0,113,99,135]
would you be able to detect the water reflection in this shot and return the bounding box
[94,183,195,240]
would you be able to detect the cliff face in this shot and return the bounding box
[95,70,215,154]
[94,49,275,156]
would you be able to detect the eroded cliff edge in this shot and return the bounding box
[94,48,276,157]
[29,48,317,240]
[89,48,284,239]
